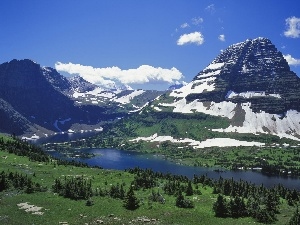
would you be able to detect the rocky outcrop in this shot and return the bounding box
[185,37,300,114]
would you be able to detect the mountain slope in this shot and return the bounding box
[0,59,125,135]
[140,38,300,141]
[0,59,165,137]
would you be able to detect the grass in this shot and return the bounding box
[0,134,297,224]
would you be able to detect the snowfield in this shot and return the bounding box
[160,99,237,119]
[170,77,216,98]
[213,107,300,141]
[130,133,264,149]
[113,90,145,104]
[159,98,300,141]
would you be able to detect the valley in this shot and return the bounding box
[0,135,300,225]
[1,37,300,224]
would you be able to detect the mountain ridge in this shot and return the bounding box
[149,37,300,141]
[0,59,164,138]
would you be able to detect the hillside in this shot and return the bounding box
[0,135,299,225]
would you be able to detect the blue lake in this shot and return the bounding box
[49,148,300,190]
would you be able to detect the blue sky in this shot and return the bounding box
[0,0,300,90]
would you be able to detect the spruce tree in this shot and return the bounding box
[123,186,139,210]
[213,194,228,217]
[186,181,193,196]
[176,191,185,208]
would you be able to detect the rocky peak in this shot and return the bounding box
[68,75,97,93]
[43,66,72,94]
[185,37,300,113]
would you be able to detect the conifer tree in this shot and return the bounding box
[213,194,228,217]
[186,181,193,196]
[176,191,185,208]
[123,185,139,210]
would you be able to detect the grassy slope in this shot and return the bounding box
[86,108,300,170]
[0,135,295,225]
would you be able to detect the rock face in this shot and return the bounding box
[182,37,300,114]
[154,37,300,140]
[67,75,98,94]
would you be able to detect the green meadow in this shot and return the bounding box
[0,135,299,225]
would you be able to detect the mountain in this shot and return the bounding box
[68,75,98,93]
[139,37,300,142]
[0,59,164,137]
[168,83,184,90]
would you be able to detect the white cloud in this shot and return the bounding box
[191,17,204,25]
[284,16,300,38]
[218,34,225,42]
[205,4,215,13]
[177,32,204,46]
[55,62,184,88]
[283,54,300,66]
[180,23,190,28]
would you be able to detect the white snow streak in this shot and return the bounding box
[114,90,145,104]
[160,99,236,119]
[170,77,216,98]
[130,134,264,148]
[226,90,281,99]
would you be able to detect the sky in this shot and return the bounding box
[0,0,300,90]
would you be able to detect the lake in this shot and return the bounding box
[48,148,300,190]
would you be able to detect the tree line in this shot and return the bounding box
[0,170,45,193]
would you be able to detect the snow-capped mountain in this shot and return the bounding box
[43,64,162,110]
[67,75,98,93]
[152,37,300,140]
[0,59,165,137]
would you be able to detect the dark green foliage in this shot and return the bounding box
[175,191,194,208]
[123,185,139,210]
[52,176,92,200]
[228,196,247,218]
[148,190,165,204]
[86,198,94,206]
[254,207,276,224]
[213,194,228,217]
[265,190,280,214]
[0,170,42,193]
[0,136,49,162]
[186,181,193,196]
[289,207,300,225]
[132,169,157,190]
[109,183,125,199]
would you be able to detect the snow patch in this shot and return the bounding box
[153,107,162,111]
[94,127,103,132]
[114,90,145,104]
[21,134,40,141]
[203,62,224,71]
[213,104,300,141]
[130,134,264,148]
[226,90,281,99]
[170,77,216,98]
[160,99,236,119]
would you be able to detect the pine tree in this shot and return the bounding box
[123,186,139,210]
[186,181,193,196]
[213,194,228,217]
[176,191,185,208]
